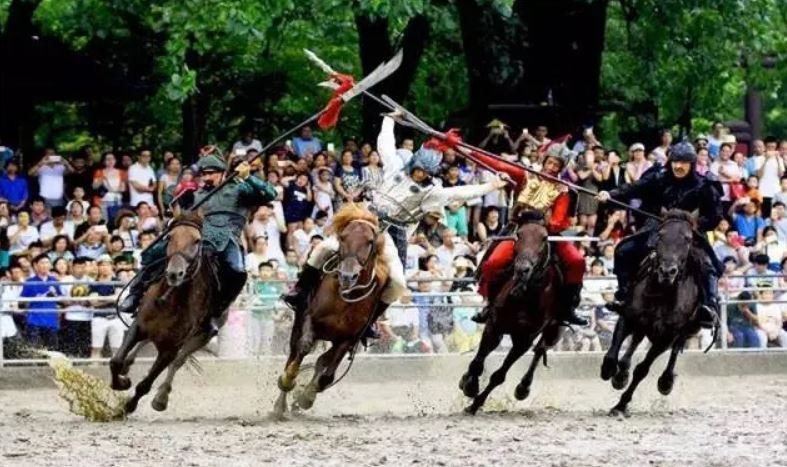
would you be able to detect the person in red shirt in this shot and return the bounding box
[471,143,587,326]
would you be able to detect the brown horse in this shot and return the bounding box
[273,204,389,417]
[459,213,563,415]
[601,209,703,416]
[109,211,222,414]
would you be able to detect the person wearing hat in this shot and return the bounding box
[479,119,515,155]
[597,142,724,327]
[472,141,588,327]
[625,143,651,184]
[119,149,278,335]
[283,114,507,333]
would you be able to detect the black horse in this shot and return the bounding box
[601,208,707,415]
[459,213,562,414]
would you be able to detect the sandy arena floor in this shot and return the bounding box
[1,367,786,467]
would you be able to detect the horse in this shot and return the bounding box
[273,204,389,417]
[459,212,563,415]
[600,208,704,416]
[109,211,222,414]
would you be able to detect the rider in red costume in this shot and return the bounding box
[470,142,588,326]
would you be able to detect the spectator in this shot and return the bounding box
[231,129,263,155]
[291,217,320,262]
[755,226,785,271]
[695,148,711,175]
[283,173,313,245]
[157,157,181,213]
[756,144,784,219]
[248,261,284,355]
[598,242,615,274]
[650,129,673,164]
[74,205,107,241]
[65,152,94,199]
[361,150,384,187]
[19,254,62,349]
[599,150,625,191]
[76,225,108,260]
[710,143,742,213]
[569,150,602,233]
[90,255,121,358]
[0,159,28,212]
[47,235,75,263]
[729,197,765,243]
[312,167,335,218]
[127,150,157,208]
[247,205,286,263]
[292,126,323,159]
[745,175,764,206]
[625,143,651,184]
[245,234,271,276]
[416,211,448,249]
[112,211,138,252]
[773,177,787,207]
[66,197,87,227]
[40,206,74,246]
[745,254,778,287]
[7,211,40,255]
[92,152,126,222]
[29,197,50,228]
[767,201,787,243]
[135,202,161,233]
[754,284,787,347]
[435,229,475,275]
[383,293,422,354]
[60,282,93,358]
[0,265,23,348]
[707,121,726,158]
[132,230,156,267]
[0,139,14,172]
[726,291,764,349]
[28,148,73,208]
[334,150,362,206]
[475,207,503,243]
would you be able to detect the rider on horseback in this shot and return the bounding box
[472,142,589,327]
[283,114,508,326]
[597,141,724,328]
[118,152,278,334]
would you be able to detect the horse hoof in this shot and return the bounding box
[294,388,316,411]
[459,374,479,398]
[657,374,675,396]
[278,376,296,392]
[611,371,629,391]
[514,384,530,401]
[463,405,479,416]
[600,357,618,381]
[112,376,131,391]
[151,396,168,412]
[124,399,139,415]
[608,406,629,418]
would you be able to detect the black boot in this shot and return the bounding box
[699,273,721,329]
[361,302,389,346]
[471,304,492,324]
[605,273,630,313]
[282,264,321,314]
[118,264,161,316]
[559,284,588,326]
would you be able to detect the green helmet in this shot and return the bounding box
[196,154,227,173]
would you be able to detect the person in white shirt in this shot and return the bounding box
[28,148,74,207]
[435,228,475,275]
[710,143,741,205]
[245,235,272,276]
[39,206,75,246]
[246,205,286,263]
[0,266,23,341]
[755,142,785,218]
[755,286,787,347]
[291,217,321,261]
[7,211,40,255]
[231,130,263,155]
[127,150,157,207]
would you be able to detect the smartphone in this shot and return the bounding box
[522,128,529,135]
[285,140,292,148]
[49,155,62,163]
[234,148,246,156]
[327,143,335,152]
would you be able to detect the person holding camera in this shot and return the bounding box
[28,148,74,209]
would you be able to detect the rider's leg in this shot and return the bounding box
[472,240,516,323]
[202,242,249,337]
[118,241,167,315]
[555,242,589,326]
[367,233,408,341]
[699,262,721,329]
[607,230,651,311]
[282,236,338,313]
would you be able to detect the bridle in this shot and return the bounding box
[515,223,552,284]
[323,219,381,303]
[162,218,204,283]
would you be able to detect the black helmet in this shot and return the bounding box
[668,142,697,163]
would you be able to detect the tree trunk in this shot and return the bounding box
[355,14,430,143]
[456,0,609,139]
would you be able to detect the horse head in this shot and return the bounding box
[654,208,697,286]
[164,211,204,287]
[513,211,549,291]
[330,204,383,296]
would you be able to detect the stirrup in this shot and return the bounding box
[471,306,491,324]
[698,304,720,329]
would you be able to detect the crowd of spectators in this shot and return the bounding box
[0,121,786,358]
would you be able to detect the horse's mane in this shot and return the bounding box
[327,203,379,235]
[515,209,546,225]
[327,203,388,284]
[662,208,696,226]
[170,210,205,229]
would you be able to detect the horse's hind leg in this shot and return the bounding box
[274,316,315,418]
[459,324,503,398]
[611,333,644,390]
[110,320,144,391]
[152,332,212,412]
[295,340,354,410]
[657,337,686,396]
[601,318,630,381]
[610,342,669,416]
[465,335,530,415]
[125,348,177,414]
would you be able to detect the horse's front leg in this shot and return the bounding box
[273,314,315,418]
[610,341,669,416]
[515,334,548,401]
[295,340,354,411]
[459,322,503,398]
[601,317,629,381]
[151,331,213,412]
[124,348,177,415]
[657,337,686,396]
[611,332,644,390]
[466,335,530,415]
[110,319,144,391]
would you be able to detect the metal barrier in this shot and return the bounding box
[2,274,786,366]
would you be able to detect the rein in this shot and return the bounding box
[323,219,382,303]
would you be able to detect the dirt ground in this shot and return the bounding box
[1,369,787,467]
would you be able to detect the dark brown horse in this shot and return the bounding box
[110,211,222,414]
[601,209,703,415]
[459,213,563,415]
[273,204,389,417]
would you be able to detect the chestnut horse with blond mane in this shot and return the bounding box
[273,204,389,417]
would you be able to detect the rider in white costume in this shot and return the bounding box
[283,115,507,322]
